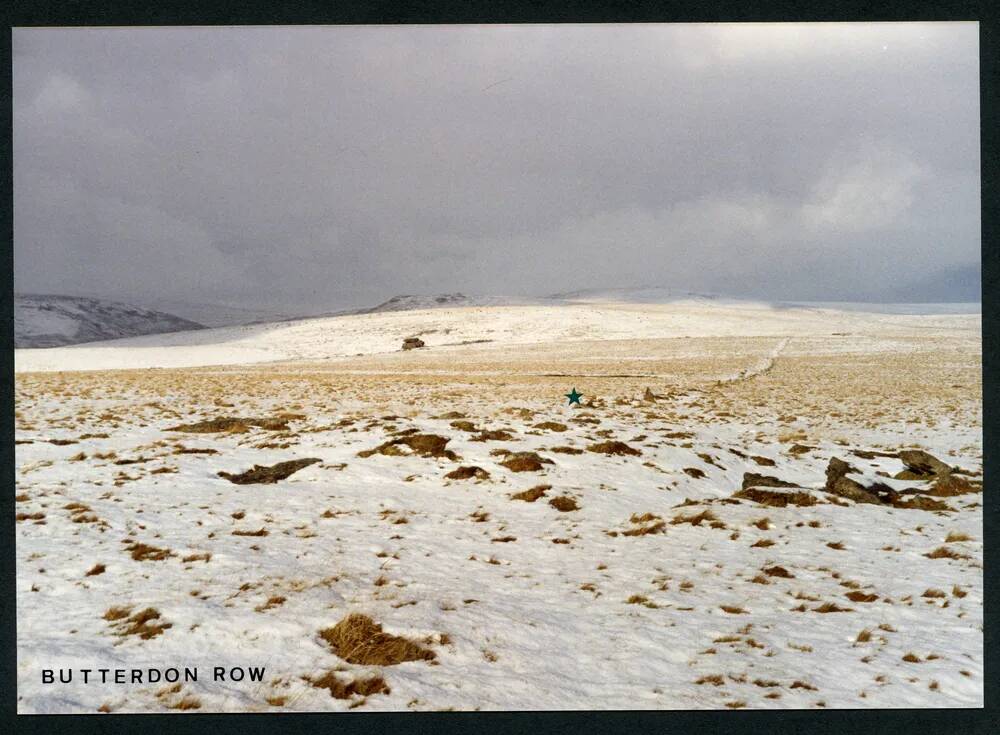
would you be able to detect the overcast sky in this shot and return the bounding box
[13,23,980,313]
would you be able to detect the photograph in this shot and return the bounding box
[12,22,983,713]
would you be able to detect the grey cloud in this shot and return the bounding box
[14,23,980,312]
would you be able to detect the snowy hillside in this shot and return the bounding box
[15,294,205,348]
[14,297,981,374]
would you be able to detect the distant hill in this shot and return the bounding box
[15,294,205,348]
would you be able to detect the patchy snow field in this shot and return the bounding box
[15,301,982,712]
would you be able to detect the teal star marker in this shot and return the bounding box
[565,387,582,405]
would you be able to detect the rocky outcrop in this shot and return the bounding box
[823,457,896,505]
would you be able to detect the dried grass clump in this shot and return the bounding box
[720,605,748,614]
[534,421,568,432]
[168,696,202,710]
[445,465,490,481]
[306,671,390,700]
[587,441,641,456]
[125,541,173,562]
[358,434,458,460]
[232,528,268,537]
[845,591,878,603]
[548,496,579,512]
[500,452,552,472]
[945,531,974,543]
[318,614,435,666]
[550,446,584,455]
[510,485,550,502]
[813,602,852,613]
[763,565,794,578]
[924,546,971,560]
[116,607,172,639]
[671,509,717,527]
[86,563,106,577]
[218,458,320,485]
[922,588,947,598]
[696,674,725,686]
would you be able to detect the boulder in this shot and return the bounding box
[741,472,798,491]
[896,449,952,479]
[824,457,893,505]
[401,336,425,350]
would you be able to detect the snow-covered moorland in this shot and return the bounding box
[15,299,982,712]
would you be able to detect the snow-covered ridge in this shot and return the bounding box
[14,297,981,374]
[14,294,205,348]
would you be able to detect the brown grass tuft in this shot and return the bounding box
[86,563,106,577]
[232,528,268,537]
[924,546,971,560]
[306,671,390,700]
[587,441,641,456]
[548,496,579,512]
[813,602,852,613]
[671,509,717,526]
[763,565,794,578]
[720,605,747,614]
[845,591,878,603]
[318,614,435,666]
[125,541,173,562]
[510,484,550,502]
[945,531,974,543]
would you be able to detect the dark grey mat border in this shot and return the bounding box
[2,2,995,733]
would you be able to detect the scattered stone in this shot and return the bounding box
[741,473,798,491]
[449,420,478,432]
[823,457,891,505]
[733,487,818,508]
[788,444,814,455]
[401,337,425,351]
[218,458,321,485]
[684,467,706,479]
[896,450,953,479]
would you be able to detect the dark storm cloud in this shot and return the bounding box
[13,23,980,312]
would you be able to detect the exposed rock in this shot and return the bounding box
[853,449,900,460]
[823,457,892,505]
[401,336,425,351]
[449,420,478,432]
[733,487,818,507]
[741,473,798,491]
[897,449,953,478]
[643,387,657,402]
[218,458,321,485]
[787,444,814,455]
